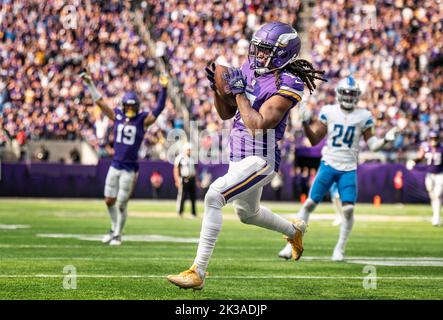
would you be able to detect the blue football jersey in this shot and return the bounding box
[111,109,148,171]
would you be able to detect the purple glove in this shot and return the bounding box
[224,68,246,96]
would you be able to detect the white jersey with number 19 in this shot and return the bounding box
[319,104,374,172]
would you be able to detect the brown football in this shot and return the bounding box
[214,64,237,109]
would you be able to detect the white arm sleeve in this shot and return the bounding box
[367,136,386,152]
[87,83,102,102]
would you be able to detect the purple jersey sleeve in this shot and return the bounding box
[276,71,304,105]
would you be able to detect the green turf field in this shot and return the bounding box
[0,198,442,300]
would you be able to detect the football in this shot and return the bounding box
[214,63,238,109]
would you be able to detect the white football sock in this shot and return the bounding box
[193,189,224,278]
[107,204,118,231]
[431,199,441,225]
[114,202,127,236]
[334,205,354,252]
[239,206,296,238]
[297,198,317,223]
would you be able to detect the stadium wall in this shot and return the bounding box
[0,160,430,203]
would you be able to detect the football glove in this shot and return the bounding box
[159,73,169,87]
[385,127,399,142]
[205,61,217,92]
[224,68,246,96]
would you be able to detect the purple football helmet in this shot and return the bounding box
[249,22,301,75]
[122,91,140,118]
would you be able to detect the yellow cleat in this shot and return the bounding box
[286,218,307,261]
[167,264,205,290]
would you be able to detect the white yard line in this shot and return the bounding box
[0,274,443,280]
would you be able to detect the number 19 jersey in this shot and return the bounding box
[319,104,374,171]
[111,109,149,172]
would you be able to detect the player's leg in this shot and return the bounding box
[332,170,357,261]
[233,186,298,237]
[298,162,336,223]
[330,183,343,226]
[189,178,197,217]
[103,166,120,243]
[427,173,442,226]
[278,162,336,259]
[167,156,297,289]
[176,182,185,217]
[111,170,138,245]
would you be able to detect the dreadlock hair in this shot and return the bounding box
[283,59,328,94]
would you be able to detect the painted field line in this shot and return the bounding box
[1,274,443,280]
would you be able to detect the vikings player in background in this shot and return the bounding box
[80,71,169,245]
[407,132,443,227]
[167,22,327,290]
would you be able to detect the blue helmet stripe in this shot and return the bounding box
[347,76,355,86]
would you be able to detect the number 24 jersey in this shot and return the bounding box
[319,104,374,172]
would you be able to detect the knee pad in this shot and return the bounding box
[233,201,258,225]
[116,200,128,214]
[342,204,354,220]
[204,188,225,210]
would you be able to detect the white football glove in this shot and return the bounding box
[406,159,416,171]
[298,104,312,124]
[385,127,399,142]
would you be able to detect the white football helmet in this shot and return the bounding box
[335,76,361,110]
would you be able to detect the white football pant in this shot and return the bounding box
[425,173,443,226]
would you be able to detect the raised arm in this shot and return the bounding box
[205,62,236,120]
[143,73,169,129]
[363,126,399,152]
[302,120,328,146]
[80,72,115,121]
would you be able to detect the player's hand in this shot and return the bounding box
[159,73,169,88]
[205,61,217,92]
[406,159,416,170]
[385,127,399,142]
[299,103,312,124]
[79,71,94,86]
[224,68,246,96]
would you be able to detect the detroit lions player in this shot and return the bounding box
[407,132,443,226]
[167,22,327,290]
[80,71,168,245]
[278,76,399,261]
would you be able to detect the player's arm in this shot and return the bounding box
[236,94,293,131]
[224,68,293,131]
[205,62,236,120]
[363,125,398,152]
[143,74,169,129]
[406,146,425,169]
[302,120,327,146]
[173,160,181,188]
[80,72,115,121]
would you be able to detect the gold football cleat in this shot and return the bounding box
[167,264,205,290]
[286,218,307,261]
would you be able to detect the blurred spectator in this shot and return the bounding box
[69,148,81,163]
[394,170,404,204]
[150,170,164,199]
[34,145,49,161]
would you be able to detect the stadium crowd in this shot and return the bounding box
[0,0,442,163]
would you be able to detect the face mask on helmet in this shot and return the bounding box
[336,88,361,110]
[123,101,139,118]
[248,40,274,70]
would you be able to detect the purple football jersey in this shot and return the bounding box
[111,109,149,171]
[421,143,443,174]
[229,62,304,170]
